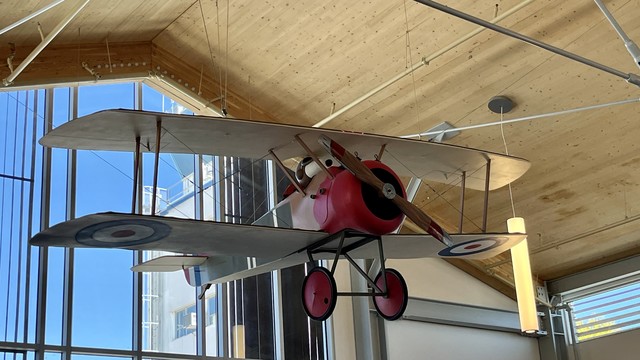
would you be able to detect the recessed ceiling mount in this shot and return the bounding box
[488,96,515,114]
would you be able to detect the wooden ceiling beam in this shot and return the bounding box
[0,41,271,122]
[0,41,153,88]
[149,44,276,122]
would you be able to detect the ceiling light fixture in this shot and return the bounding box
[489,95,540,334]
[507,217,539,334]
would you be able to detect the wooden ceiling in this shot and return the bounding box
[3,0,640,297]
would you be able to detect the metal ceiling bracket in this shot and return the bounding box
[414,0,640,88]
[0,0,66,36]
[488,96,514,114]
[593,0,640,69]
[3,0,92,86]
[312,0,535,128]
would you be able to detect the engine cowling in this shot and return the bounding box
[313,160,406,235]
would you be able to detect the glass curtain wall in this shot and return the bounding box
[0,81,330,360]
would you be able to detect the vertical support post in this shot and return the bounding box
[61,85,78,360]
[23,89,39,343]
[135,82,143,216]
[266,159,285,360]
[482,159,491,233]
[197,154,205,220]
[195,154,207,357]
[350,258,374,360]
[131,136,141,214]
[133,82,144,360]
[151,118,162,215]
[458,171,466,233]
[35,88,54,360]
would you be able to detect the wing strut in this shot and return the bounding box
[151,118,161,215]
[269,149,306,196]
[458,171,466,233]
[482,159,491,233]
[294,135,334,179]
[132,136,141,213]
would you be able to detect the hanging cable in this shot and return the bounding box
[14,90,29,343]
[199,0,222,110]
[223,0,230,115]
[4,90,21,343]
[214,0,226,114]
[24,89,39,343]
[499,107,517,218]
[402,0,422,136]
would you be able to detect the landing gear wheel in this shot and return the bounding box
[302,267,337,321]
[373,268,408,320]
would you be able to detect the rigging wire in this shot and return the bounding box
[3,90,21,344]
[14,90,29,343]
[382,148,485,232]
[215,0,226,113]
[402,0,422,136]
[224,0,229,115]
[23,89,39,343]
[199,0,222,109]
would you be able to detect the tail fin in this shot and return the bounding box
[183,265,208,287]
[132,255,208,287]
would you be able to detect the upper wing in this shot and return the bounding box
[31,212,525,261]
[39,109,529,190]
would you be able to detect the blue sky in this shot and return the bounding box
[0,82,192,351]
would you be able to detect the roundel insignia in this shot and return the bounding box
[75,219,171,247]
[438,237,508,257]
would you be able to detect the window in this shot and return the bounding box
[569,280,640,342]
[0,79,331,360]
[174,304,198,339]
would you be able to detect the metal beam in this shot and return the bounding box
[312,0,536,128]
[0,0,66,36]
[401,297,521,333]
[593,0,640,68]
[547,254,640,296]
[3,0,92,85]
[414,0,640,87]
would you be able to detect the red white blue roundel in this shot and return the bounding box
[76,219,171,247]
[438,237,508,257]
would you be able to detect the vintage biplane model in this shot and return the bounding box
[31,109,530,321]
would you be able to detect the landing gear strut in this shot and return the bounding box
[300,230,409,321]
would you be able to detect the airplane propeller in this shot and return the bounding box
[318,135,453,247]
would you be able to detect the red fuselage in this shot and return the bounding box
[284,160,406,235]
